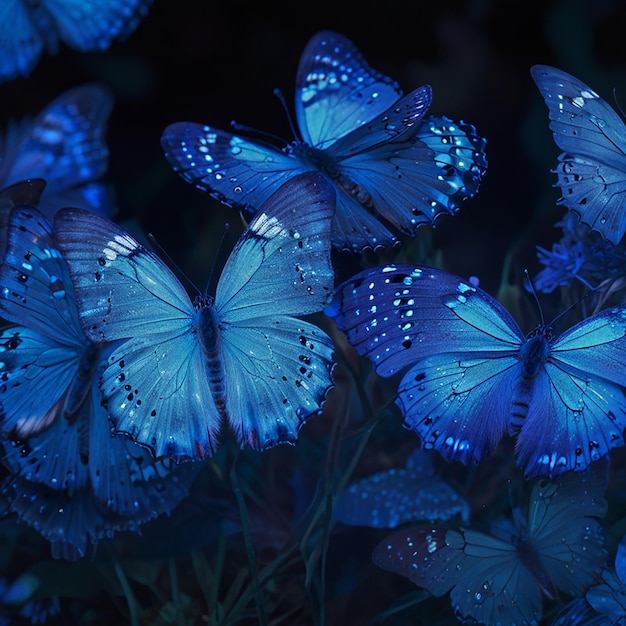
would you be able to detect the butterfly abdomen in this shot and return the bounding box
[510,330,552,434]
[196,305,227,418]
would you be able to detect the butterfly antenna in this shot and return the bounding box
[147,233,201,298]
[203,222,231,295]
[272,87,301,142]
[524,270,545,327]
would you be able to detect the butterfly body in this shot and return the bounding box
[531,64,626,245]
[326,264,626,477]
[162,30,486,252]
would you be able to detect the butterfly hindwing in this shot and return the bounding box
[531,64,626,244]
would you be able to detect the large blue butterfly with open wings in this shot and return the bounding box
[0,181,194,559]
[532,64,626,246]
[0,84,115,218]
[325,264,626,478]
[373,463,608,626]
[161,30,487,253]
[53,172,337,462]
[0,0,152,83]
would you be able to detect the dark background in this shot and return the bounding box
[2,0,626,298]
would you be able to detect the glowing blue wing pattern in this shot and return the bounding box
[54,172,336,461]
[531,64,626,245]
[161,30,486,252]
[334,447,469,527]
[325,263,626,477]
[372,464,608,626]
[0,84,114,217]
[0,0,152,82]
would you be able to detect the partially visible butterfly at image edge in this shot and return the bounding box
[0,83,116,218]
[0,0,153,82]
[531,64,626,245]
[325,263,626,478]
[54,172,337,462]
[161,30,487,252]
[372,463,608,626]
[0,182,193,559]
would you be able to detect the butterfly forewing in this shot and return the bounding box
[326,264,523,378]
[161,123,309,213]
[216,172,335,320]
[295,30,403,148]
[531,64,626,244]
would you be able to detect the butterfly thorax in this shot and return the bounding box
[289,141,340,177]
[195,303,227,418]
[289,141,375,208]
[519,327,552,377]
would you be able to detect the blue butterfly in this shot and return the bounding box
[53,172,337,462]
[0,84,115,218]
[161,30,487,253]
[325,264,626,478]
[334,447,469,528]
[373,464,608,626]
[0,0,152,83]
[0,185,193,557]
[531,64,626,246]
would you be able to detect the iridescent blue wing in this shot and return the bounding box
[516,306,626,477]
[294,30,404,147]
[0,205,91,437]
[325,264,523,464]
[373,468,607,625]
[214,173,336,450]
[334,447,468,527]
[531,64,626,245]
[37,0,151,51]
[0,84,114,217]
[0,0,43,82]
[0,326,77,438]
